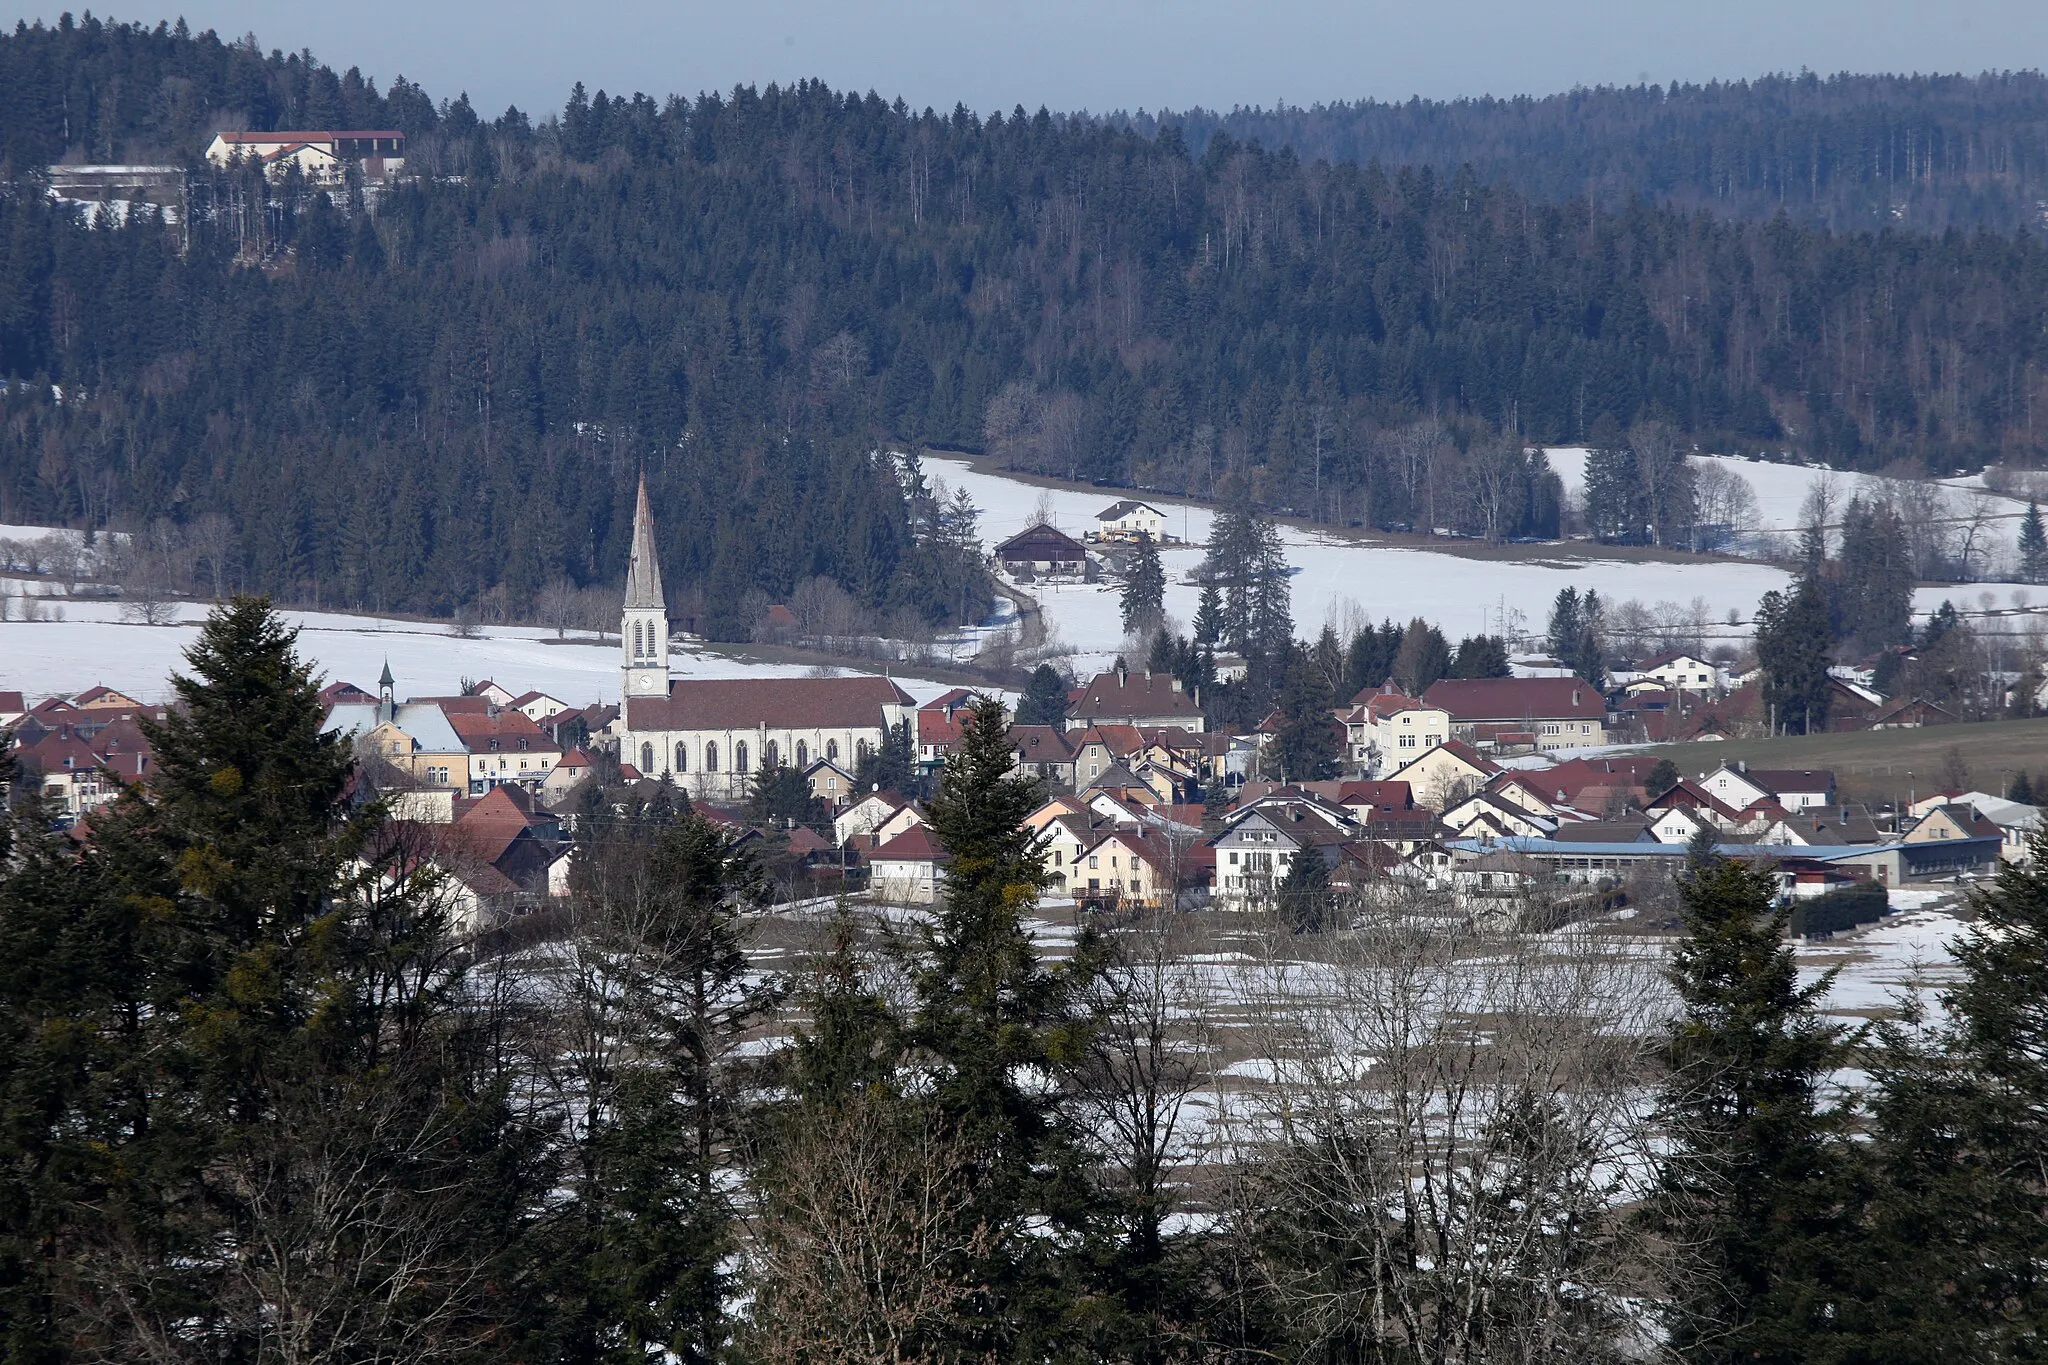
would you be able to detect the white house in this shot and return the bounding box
[1093,499,1167,542]
[1210,799,1356,909]
[204,130,406,181]
[1343,687,1452,777]
[1701,764,1836,813]
[1635,651,1720,693]
[613,476,913,801]
[1073,827,1176,907]
[869,826,947,904]
[511,690,573,723]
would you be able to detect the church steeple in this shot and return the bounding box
[624,472,665,611]
[621,472,670,700]
[377,658,395,724]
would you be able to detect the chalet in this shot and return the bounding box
[994,523,1088,576]
[1066,663,1204,732]
[205,130,406,181]
[1867,697,1958,730]
[1093,499,1167,542]
[1422,677,1609,752]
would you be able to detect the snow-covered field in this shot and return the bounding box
[0,599,959,707]
[930,456,2040,674]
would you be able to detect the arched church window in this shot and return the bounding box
[640,742,653,772]
[764,741,779,769]
[827,739,839,762]
[855,739,869,762]
[795,741,808,768]
[736,741,750,773]
[675,743,688,773]
[633,621,644,658]
[705,743,718,773]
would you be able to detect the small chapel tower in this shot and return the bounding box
[622,473,670,700]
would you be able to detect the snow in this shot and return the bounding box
[0,600,963,708]
[928,455,1790,673]
[1797,905,1969,1022]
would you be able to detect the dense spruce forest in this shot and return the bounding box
[5,18,2048,627]
[1122,72,2048,234]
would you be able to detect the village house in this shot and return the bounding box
[1341,685,1452,777]
[1065,663,1205,732]
[1209,795,1358,909]
[324,670,468,791]
[869,825,948,904]
[1422,677,1609,753]
[1072,826,1178,907]
[1632,651,1720,693]
[805,758,858,805]
[611,476,913,801]
[448,707,565,797]
[1007,724,1077,787]
[1385,739,1500,812]
[1701,763,1837,813]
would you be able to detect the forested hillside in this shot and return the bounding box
[1125,73,2048,234]
[4,17,2048,626]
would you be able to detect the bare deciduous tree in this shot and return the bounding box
[1225,898,1669,1364]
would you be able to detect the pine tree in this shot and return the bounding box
[910,695,1100,1354]
[1862,823,2048,1355]
[1276,843,1335,933]
[1193,581,1224,648]
[1119,532,1166,638]
[1390,617,1452,694]
[1450,633,1511,678]
[1657,853,1860,1361]
[1016,664,1071,728]
[14,599,529,1358]
[1645,757,1682,798]
[2023,501,2048,583]
[1756,577,1833,733]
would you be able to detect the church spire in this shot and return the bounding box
[624,472,665,611]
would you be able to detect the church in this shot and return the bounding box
[614,476,913,802]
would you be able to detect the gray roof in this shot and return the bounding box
[1097,499,1161,520]
[624,472,666,610]
[325,700,465,753]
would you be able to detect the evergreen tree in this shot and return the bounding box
[2023,501,2048,583]
[749,760,829,832]
[1119,533,1166,638]
[1450,633,1511,678]
[1016,664,1071,728]
[1755,577,1833,733]
[1267,646,1343,783]
[7,599,530,1358]
[1343,619,1403,697]
[1192,582,1225,649]
[1862,824,2048,1356]
[1390,617,1453,694]
[910,695,1100,1354]
[1582,441,1643,542]
[1836,498,1913,651]
[2010,770,2037,805]
[854,719,916,796]
[1276,844,1336,933]
[1657,852,1860,1361]
[1645,756,1682,798]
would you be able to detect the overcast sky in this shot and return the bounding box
[11,0,2047,119]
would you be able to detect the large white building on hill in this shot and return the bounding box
[613,476,912,801]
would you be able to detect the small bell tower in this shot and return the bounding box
[622,472,670,700]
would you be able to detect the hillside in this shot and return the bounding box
[1123,73,2048,236]
[6,19,2048,633]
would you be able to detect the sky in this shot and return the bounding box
[9,0,2047,122]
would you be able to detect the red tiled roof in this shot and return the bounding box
[871,825,948,862]
[1070,670,1201,724]
[1422,677,1606,722]
[626,676,912,731]
[446,709,561,754]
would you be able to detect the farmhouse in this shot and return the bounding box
[1093,499,1167,542]
[994,523,1089,576]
